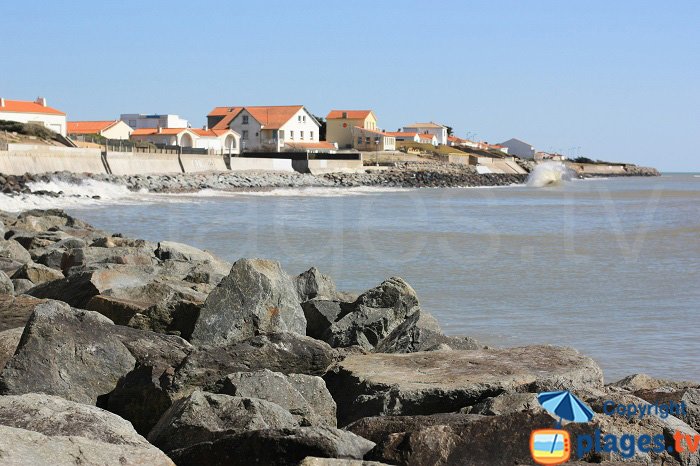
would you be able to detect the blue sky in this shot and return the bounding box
[2,1,698,171]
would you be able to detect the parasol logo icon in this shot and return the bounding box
[530,390,594,465]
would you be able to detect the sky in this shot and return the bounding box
[1,1,698,171]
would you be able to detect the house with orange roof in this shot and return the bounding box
[325,110,378,149]
[0,97,67,136]
[67,120,133,140]
[120,113,189,130]
[206,105,320,152]
[130,127,240,154]
[351,126,396,152]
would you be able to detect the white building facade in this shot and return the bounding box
[401,122,448,145]
[0,97,67,136]
[498,138,536,159]
[120,113,189,130]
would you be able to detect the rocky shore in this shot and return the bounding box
[0,209,696,466]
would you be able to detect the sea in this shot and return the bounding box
[2,170,699,382]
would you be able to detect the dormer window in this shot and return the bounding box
[242,115,249,125]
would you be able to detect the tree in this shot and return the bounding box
[445,125,454,137]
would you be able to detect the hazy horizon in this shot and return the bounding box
[1,0,697,171]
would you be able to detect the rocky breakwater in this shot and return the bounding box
[0,208,698,466]
[1,161,526,195]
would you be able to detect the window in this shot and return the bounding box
[279,130,285,140]
[365,137,370,144]
[302,115,306,123]
[310,131,314,140]
[242,130,249,140]
[357,136,362,145]
[129,120,136,127]
[290,131,294,140]
[242,115,249,125]
[300,131,304,140]
[298,115,302,122]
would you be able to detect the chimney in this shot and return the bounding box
[0,98,4,108]
[203,124,208,131]
[342,112,347,119]
[157,126,162,134]
[35,97,47,107]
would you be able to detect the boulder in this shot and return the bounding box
[11,261,64,285]
[169,427,375,466]
[0,327,22,371]
[155,240,221,262]
[0,239,31,267]
[12,209,93,232]
[631,387,700,432]
[11,230,73,251]
[174,332,338,394]
[217,369,336,427]
[462,392,542,416]
[11,278,34,295]
[0,294,46,331]
[191,258,306,346]
[296,267,337,301]
[299,459,391,466]
[60,246,156,274]
[0,300,137,404]
[0,300,193,436]
[317,277,421,351]
[147,390,298,453]
[608,373,700,392]
[0,270,13,295]
[324,345,604,426]
[372,310,480,353]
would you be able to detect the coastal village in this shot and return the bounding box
[0,95,624,181]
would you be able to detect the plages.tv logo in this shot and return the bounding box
[530,390,594,465]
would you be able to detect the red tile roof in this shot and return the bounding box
[326,110,373,120]
[209,105,308,130]
[67,120,121,134]
[131,128,188,136]
[419,134,436,140]
[285,141,337,150]
[0,99,65,116]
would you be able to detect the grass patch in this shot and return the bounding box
[0,119,57,140]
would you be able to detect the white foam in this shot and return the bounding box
[526,161,575,188]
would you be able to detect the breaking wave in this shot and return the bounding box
[526,161,575,188]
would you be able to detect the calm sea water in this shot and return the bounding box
[67,174,700,382]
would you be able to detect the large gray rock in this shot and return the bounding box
[0,239,31,266]
[0,300,193,436]
[11,261,64,285]
[631,387,700,433]
[296,267,337,301]
[11,230,74,251]
[0,300,136,404]
[324,345,604,426]
[218,369,336,427]
[11,208,93,233]
[0,392,174,465]
[0,327,22,372]
[0,294,46,331]
[11,278,34,295]
[0,270,13,295]
[148,390,298,453]
[174,332,338,394]
[608,373,700,392]
[170,427,375,466]
[316,277,422,351]
[61,246,156,274]
[155,240,220,262]
[191,258,306,346]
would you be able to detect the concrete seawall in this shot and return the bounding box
[104,152,183,175]
[0,144,106,175]
[292,159,364,175]
[179,154,227,173]
[229,157,294,172]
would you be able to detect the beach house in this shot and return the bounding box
[120,114,189,130]
[498,138,535,159]
[130,127,239,153]
[401,122,448,145]
[0,97,67,136]
[67,120,133,140]
[325,110,378,149]
[206,105,320,152]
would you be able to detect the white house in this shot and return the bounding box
[120,113,189,130]
[130,127,239,154]
[498,138,536,159]
[417,133,438,146]
[207,105,320,152]
[0,97,67,136]
[67,120,133,140]
[401,122,448,145]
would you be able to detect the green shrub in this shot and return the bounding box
[0,119,57,139]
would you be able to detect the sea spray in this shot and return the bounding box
[526,161,575,187]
